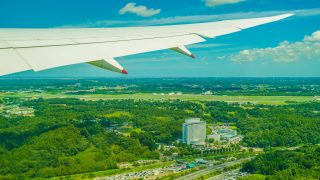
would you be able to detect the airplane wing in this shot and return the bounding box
[0,14,293,76]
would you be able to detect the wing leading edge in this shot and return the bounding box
[0,14,293,76]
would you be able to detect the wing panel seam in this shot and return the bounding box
[0,33,195,50]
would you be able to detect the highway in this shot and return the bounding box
[176,158,250,180]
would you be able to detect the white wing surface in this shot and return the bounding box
[0,14,293,76]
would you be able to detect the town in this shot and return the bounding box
[97,118,251,180]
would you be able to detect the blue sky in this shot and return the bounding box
[1,0,320,77]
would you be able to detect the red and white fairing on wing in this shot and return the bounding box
[0,14,293,76]
[88,58,128,74]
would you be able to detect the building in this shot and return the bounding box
[195,158,208,164]
[207,133,221,142]
[203,91,213,95]
[182,118,206,145]
[219,128,237,140]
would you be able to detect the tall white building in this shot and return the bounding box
[182,118,206,145]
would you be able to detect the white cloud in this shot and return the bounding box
[119,3,161,17]
[224,30,320,63]
[59,8,320,28]
[204,0,245,7]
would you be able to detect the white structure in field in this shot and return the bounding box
[182,118,206,145]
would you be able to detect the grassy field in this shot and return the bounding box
[1,92,318,105]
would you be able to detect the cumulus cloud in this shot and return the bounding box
[119,3,161,17]
[204,0,245,7]
[224,30,320,63]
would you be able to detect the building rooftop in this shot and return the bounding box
[184,118,203,124]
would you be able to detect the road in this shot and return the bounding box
[207,168,240,180]
[176,158,250,180]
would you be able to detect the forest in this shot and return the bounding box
[1,77,319,96]
[241,145,320,179]
[238,102,320,147]
[0,96,319,178]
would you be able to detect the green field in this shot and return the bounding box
[1,92,318,105]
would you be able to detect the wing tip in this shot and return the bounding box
[280,13,294,19]
[272,13,294,21]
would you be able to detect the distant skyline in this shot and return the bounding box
[1,0,320,77]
